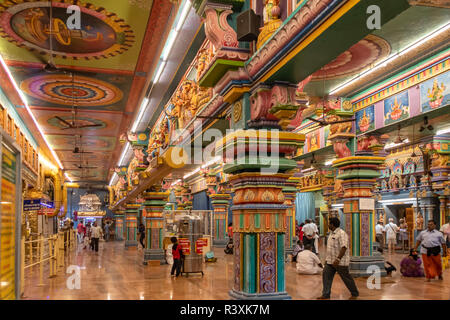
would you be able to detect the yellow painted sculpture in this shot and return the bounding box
[431,152,448,167]
[257,0,282,49]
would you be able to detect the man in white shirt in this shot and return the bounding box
[90,222,103,253]
[385,218,399,255]
[440,220,450,248]
[296,244,323,274]
[375,221,385,251]
[317,217,359,300]
[302,219,319,254]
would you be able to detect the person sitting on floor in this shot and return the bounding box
[296,244,323,275]
[400,249,425,277]
[292,240,304,262]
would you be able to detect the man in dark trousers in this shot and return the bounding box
[138,223,145,250]
[90,222,102,253]
[317,217,359,300]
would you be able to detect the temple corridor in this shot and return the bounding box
[21,241,450,300]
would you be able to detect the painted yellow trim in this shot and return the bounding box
[333,156,385,164]
[260,0,361,82]
[217,129,306,149]
[224,87,250,104]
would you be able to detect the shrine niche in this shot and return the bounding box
[298,170,324,192]
[78,193,106,217]
[377,146,426,194]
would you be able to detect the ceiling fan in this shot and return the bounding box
[55,115,103,130]
[305,70,355,128]
[73,163,98,169]
[393,125,408,144]
[34,2,93,76]
[72,135,93,154]
[53,73,102,130]
[72,146,93,154]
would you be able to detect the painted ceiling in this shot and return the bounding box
[0,0,173,183]
[304,5,450,97]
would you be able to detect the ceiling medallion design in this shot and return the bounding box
[312,34,391,80]
[0,1,135,59]
[20,74,123,106]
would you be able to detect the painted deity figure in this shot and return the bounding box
[427,78,445,107]
[196,47,214,82]
[263,0,280,24]
[415,212,424,230]
[133,147,145,163]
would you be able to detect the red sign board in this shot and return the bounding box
[195,238,208,254]
[178,238,191,255]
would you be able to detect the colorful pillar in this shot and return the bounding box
[331,133,386,277]
[209,193,231,247]
[125,203,139,248]
[282,177,299,256]
[114,209,125,241]
[143,190,169,263]
[428,133,450,226]
[216,83,306,299]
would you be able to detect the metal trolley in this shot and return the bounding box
[162,210,213,276]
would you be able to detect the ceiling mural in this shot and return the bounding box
[57,151,110,162]
[46,135,116,151]
[311,35,391,80]
[0,2,134,59]
[0,0,152,70]
[32,108,122,135]
[20,74,124,107]
[9,66,132,111]
[0,0,173,184]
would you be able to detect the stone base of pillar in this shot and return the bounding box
[213,238,227,247]
[125,240,138,248]
[229,289,291,300]
[349,253,387,277]
[143,248,166,264]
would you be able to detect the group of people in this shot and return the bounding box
[76,221,106,252]
[292,217,448,299]
[375,218,409,254]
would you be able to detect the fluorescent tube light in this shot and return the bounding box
[118,142,131,166]
[378,198,416,204]
[64,172,73,182]
[0,54,64,169]
[175,0,192,32]
[161,31,178,61]
[436,127,450,136]
[329,23,450,95]
[154,60,166,84]
[109,172,118,186]
[385,139,409,150]
[131,97,149,132]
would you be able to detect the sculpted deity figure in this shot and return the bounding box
[263,0,280,24]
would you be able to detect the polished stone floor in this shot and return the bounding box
[22,239,450,300]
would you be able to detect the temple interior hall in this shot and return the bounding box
[0,0,449,301]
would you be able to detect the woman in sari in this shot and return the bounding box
[400,249,424,277]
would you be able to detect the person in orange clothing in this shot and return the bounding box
[414,220,447,281]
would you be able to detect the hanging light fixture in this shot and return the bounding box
[410,123,417,158]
